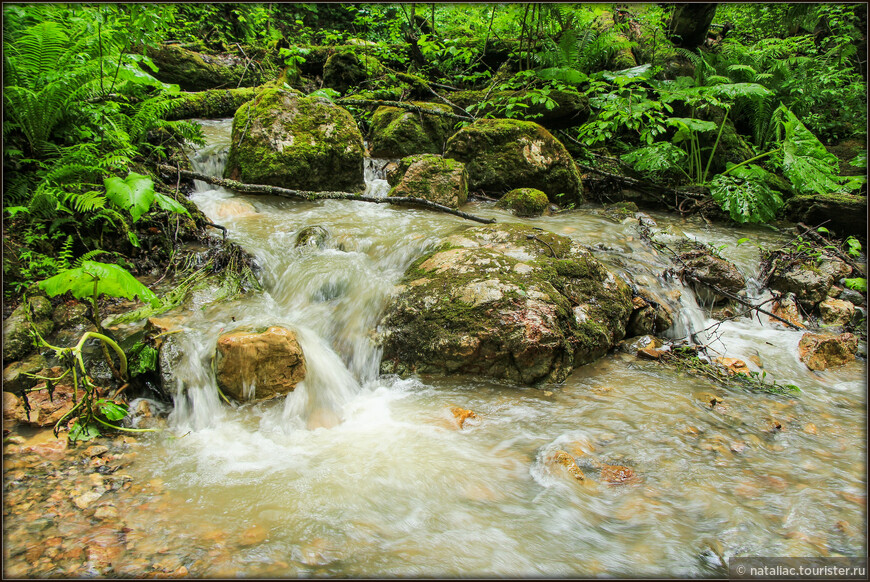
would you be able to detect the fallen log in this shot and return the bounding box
[156,164,495,224]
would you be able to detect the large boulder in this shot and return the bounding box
[388,154,468,208]
[377,224,633,384]
[224,88,365,192]
[323,50,383,95]
[3,296,54,364]
[368,102,454,158]
[798,332,858,371]
[678,249,746,305]
[444,119,583,203]
[214,326,307,402]
[768,256,851,308]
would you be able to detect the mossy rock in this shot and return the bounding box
[784,192,868,238]
[145,44,259,92]
[2,297,54,364]
[449,89,590,129]
[496,188,549,217]
[164,86,262,121]
[369,102,454,158]
[377,223,633,385]
[444,119,583,204]
[323,49,385,95]
[388,154,468,209]
[224,88,365,192]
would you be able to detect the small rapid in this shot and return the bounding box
[119,118,866,577]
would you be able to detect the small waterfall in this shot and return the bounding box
[168,119,395,432]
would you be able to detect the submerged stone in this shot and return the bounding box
[224,88,364,192]
[377,223,633,385]
[214,326,307,402]
[295,225,331,248]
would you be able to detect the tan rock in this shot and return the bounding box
[239,524,268,546]
[770,295,805,328]
[637,346,668,360]
[451,406,478,429]
[818,298,855,326]
[548,450,586,482]
[215,326,306,402]
[714,357,751,376]
[798,332,858,371]
[599,464,639,485]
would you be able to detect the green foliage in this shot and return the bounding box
[710,169,783,224]
[844,278,867,293]
[104,172,156,222]
[844,236,863,258]
[775,106,843,196]
[620,142,689,181]
[39,260,159,307]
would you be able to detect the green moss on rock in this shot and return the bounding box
[369,102,454,158]
[224,88,365,192]
[388,154,468,208]
[449,89,590,129]
[164,86,261,121]
[496,188,549,217]
[145,44,259,91]
[377,223,632,385]
[444,119,583,204]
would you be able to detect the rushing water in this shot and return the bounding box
[116,119,867,576]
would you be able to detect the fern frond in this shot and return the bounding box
[73,249,111,267]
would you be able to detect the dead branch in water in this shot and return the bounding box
[156,164,495,224]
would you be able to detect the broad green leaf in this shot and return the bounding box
[104,172,155,222]
[705,82,772,101]
[667,117,718,134]
[39,260,160,307]
[710,173,784,224]
[69,420,100,442]
[154,192,190,216]
[778,107,842,196]
[96,399,128,421]
[621,142,688,175]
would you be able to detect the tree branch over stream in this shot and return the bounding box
[156,165,495,224]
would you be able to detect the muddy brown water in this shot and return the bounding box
[3,119,865,577]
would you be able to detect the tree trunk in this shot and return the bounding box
[666,3,717,49]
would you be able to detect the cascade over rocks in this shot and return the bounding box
[377,223,633,385]
[677,249,746,305]
[214,326,307,402]
[368,102,454,158]
[444,119,583,203]
[225,88,365,192]
[388,154,468,209]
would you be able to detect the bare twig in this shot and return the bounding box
[337,98,473,121]
[797,222,865,275]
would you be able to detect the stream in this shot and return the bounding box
[6,118,866,577]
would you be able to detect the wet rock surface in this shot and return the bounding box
[495,188,550,217]
[444,118,583,202]
[224,88,365,192]
[388,154,468,208]
[677,249,746,304]
[378,223,633,384]
[798,332,859,371]
[768,257,851,308]
[214,326,307,401]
